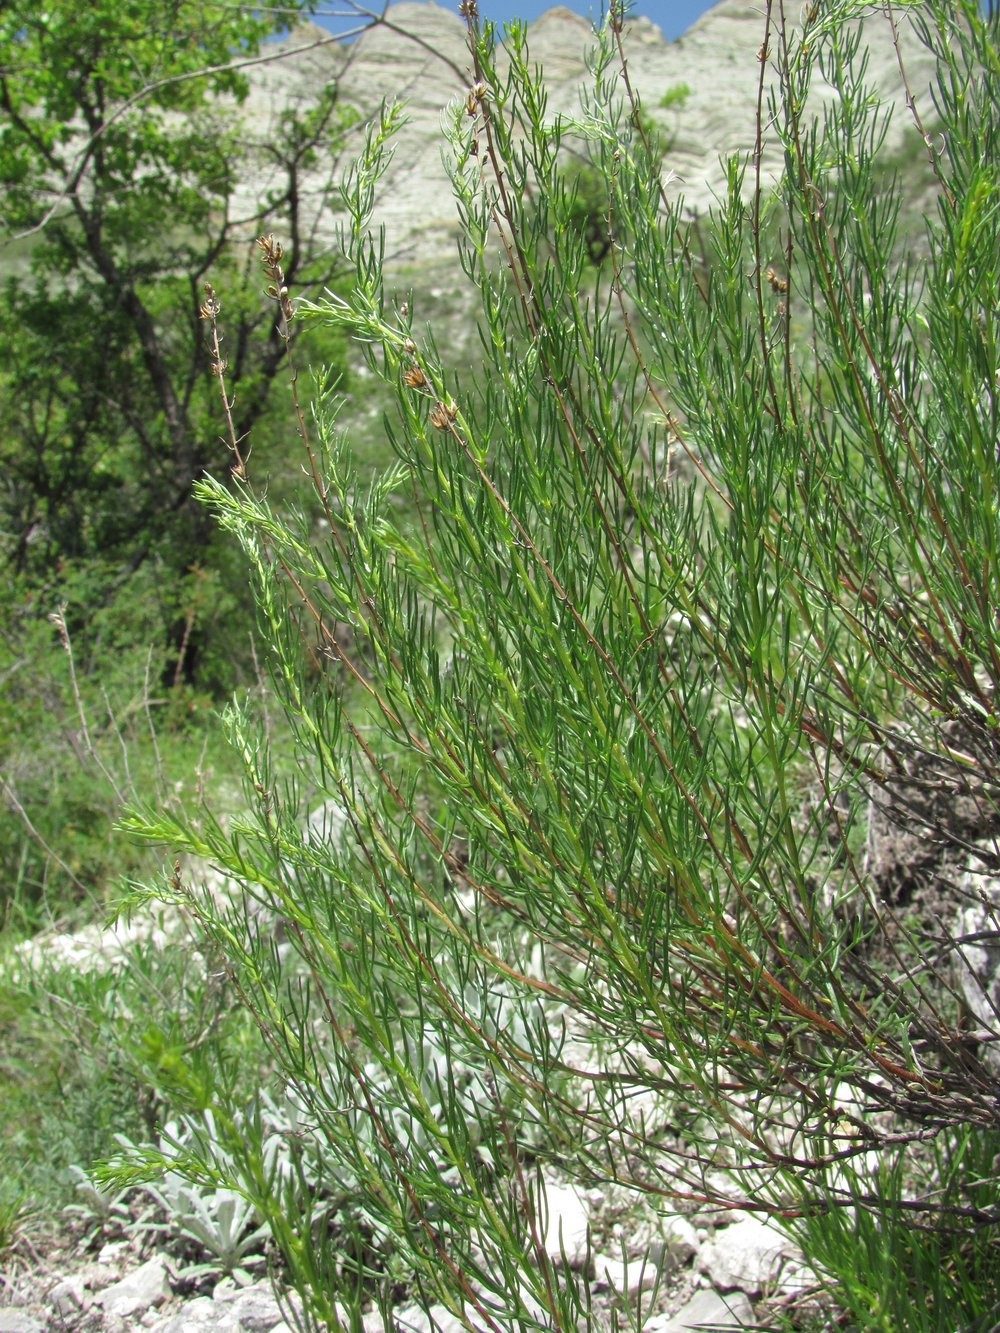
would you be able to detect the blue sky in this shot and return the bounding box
[308,0,717,43]
[474,0,715,36]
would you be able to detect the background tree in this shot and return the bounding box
[0,0,363,924]
[0,0,355,679]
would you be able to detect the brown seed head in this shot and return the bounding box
[200,283,221,321]
[257,234,283,265]
[404,365,427,388]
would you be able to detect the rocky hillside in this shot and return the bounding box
[235,0,940,268]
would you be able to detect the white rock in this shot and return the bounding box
[539,1176,591,1268]
[12,912,173,977]
[391,1302,467,1333]
[590,1254,659,1298]
[591,1254,628,1293]
[148,1297,221,1333]
[48,1275,89,1317]
[697,1216,801,1293]
[226,1286,287,1332]
[98,1240,131,1266]
[660,1215,700,1268]
[149,1315,206,1333]
[0,1313,46,1333]
[235,0,938,268]
[648,1288,754,1331]
[96,1256,171,1319]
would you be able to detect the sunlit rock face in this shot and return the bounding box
[233,0,938,265]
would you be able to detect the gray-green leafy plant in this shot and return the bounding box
[63,1166,136,1249]
[143,1176,270,1286]
[103,1102,343,1297]
[108,1118,272,1284]
[119,0,1000,1327]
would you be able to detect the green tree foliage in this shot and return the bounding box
[0,0,351,598]
[0,0,359,923]
[559,159,615,265]
[658,80,690,110]
[556,83,684,268]
[118,0,1000,1326]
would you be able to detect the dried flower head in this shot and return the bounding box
[257,234,283,266]
[466,82,487,116]
[404,365,427,389]
[257,234,295,331]
[199,283,221,321]
[429,398,458,430]
[458,0,478,19]
[765,266,789,294]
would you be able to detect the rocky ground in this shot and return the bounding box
[7,767,995,1333]
[3,858,826,1332]
[0,1180,822,1333]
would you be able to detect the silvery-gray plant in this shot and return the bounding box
[115,0,1000,1326]
[64,1165,135,1248]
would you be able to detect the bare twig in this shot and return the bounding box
[0,775,93,902]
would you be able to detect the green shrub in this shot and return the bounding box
[658,81,690,110]
[120,0,1000,1327]
[0,560,248,931]
[0,924,269,1214]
